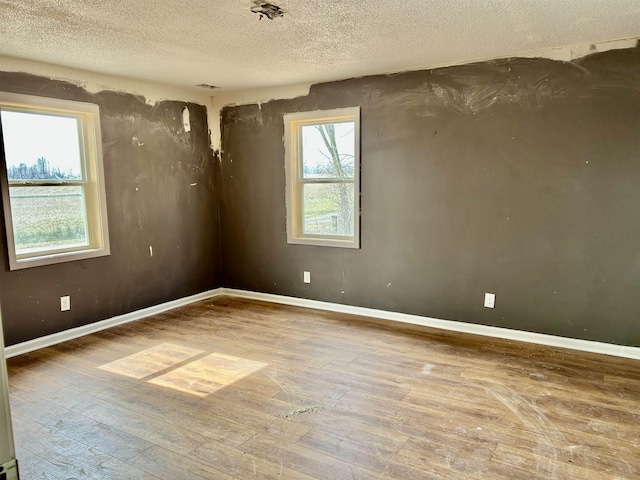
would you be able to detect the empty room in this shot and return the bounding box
[0,1,639,479]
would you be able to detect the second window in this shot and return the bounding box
[284,107,360,248]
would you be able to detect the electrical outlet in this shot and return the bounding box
[484,293,495,309]
[303,271,311,283]
[60,295,71,311]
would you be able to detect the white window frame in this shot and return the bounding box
[0,92,110,270]
[284,107,360,248]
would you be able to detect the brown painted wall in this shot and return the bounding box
[0,72,221,346]
[220,47,640,347]
[4,48,640,349]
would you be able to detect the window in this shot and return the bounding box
[0,92,109,270]
[284,107,360,248]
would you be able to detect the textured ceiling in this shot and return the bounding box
[1,0,639,92]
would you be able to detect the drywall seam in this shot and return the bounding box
[209,82,311,151]
[381,36,639,74]
[207,37,637,151]
[0,54,211,105]
[6,287,640,360]
[0,54,219,163]
[221,289,640,360]
[4,289,223,358]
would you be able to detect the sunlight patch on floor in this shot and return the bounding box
[98,343,203,379]
[98,344,268,397]
[149,352,268,397]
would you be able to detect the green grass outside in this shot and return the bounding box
[10,191,87,250]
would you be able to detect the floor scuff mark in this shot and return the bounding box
[481,383,566,479]
[285,405,324,418]
[421,364,435,375]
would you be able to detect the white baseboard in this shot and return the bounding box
[6,287,640,361]
[4,289,223,358]
[220,288,640,361]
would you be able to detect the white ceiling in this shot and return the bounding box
[1,0,639,93]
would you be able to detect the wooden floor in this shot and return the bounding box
[7,297,640,479]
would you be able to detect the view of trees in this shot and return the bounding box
[302,123,355,236]
[7,156,80,181]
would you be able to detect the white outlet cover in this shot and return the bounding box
[60,296,71,311]
[484,293,496,309]
[303,271,311,283]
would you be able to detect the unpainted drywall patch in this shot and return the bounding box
[182,106,191,133]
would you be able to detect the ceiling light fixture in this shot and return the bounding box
[251,2,284,20]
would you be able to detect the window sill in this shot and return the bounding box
[11,246,110,270]
[287,236,360,249]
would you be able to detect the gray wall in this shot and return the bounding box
[220,47,640,347]
[0,72,221,346]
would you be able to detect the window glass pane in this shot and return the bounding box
[303,183,354,236]
[302,122,355,179]
[1,110,83,181]
[9,186,88,253]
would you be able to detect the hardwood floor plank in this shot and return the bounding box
[12,412,83,459]
[288,364,412,401]
[12,449,61,480]
[88,383,256,447]
[296,424,443,480]
[41,443,161,480]
[188,439,318,480]
[71,396,210,456]
[240,432,381,480]
[15,453,84,480]
[94,373,314,443]
[490,442,622,479]
[54,415,153,462]
[8,359,105,395]
[13,415,159,480]
[6,296,640,479]
[9,388,88,429]
[129,445,234,480]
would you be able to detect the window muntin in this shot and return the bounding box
[0,92,110,270]
[284,107,360,248]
